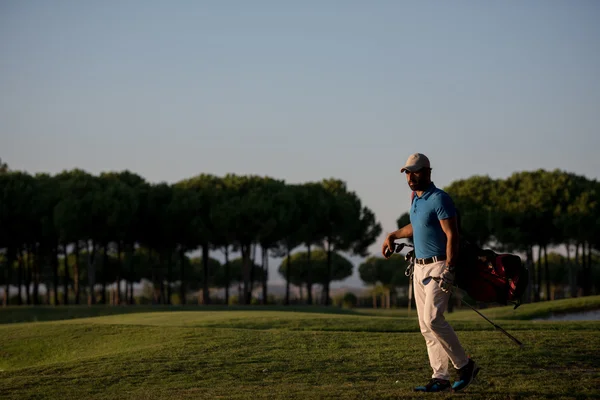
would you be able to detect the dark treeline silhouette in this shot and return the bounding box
[356,169,600,309]
[0,165,382,306]
[1,164,599,308]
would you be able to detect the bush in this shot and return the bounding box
[333,292,358,308]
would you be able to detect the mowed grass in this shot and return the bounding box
[1,297,599,399]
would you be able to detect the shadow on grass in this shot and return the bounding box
[0,304,365,325]
[3,295,600,325]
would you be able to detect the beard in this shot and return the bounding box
[408,177,430,191]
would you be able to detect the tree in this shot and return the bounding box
[359,254,409,308]
[176,174,224,305]
[271,183,304,305]
[317,179,382,305]
[277,249,353,302]
[32,173,61,305]
[138,183,175,304]
[295,182,327,305]
[103,171,145,304]
[222,174,283,305]
[0,158,8,174]
[188,256,222,302]
[169,184,202,305]
[444,175,499,247]
[53,170,104,305]
[215,257,264,302]
[0,171,36,306]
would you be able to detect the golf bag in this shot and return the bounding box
[455,240,529,309]
[409,191,529,309]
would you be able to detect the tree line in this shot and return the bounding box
[355,169,600,308]
[0,163,382,307]
[1,161,598,308]
[438,169,599,301]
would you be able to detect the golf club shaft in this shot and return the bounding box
[456,295,524,348]
[428,276,524,348]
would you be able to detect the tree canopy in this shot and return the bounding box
[0,168,381,306]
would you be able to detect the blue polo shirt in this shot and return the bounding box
[409,183,456,259]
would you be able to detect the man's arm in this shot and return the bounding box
[390,223,413,241]
[439,216,459,270]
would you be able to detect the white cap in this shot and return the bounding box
[400,153,431,173]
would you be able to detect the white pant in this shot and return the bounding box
[413,260,469,381]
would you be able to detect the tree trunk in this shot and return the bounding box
[224,247,230,305]
[575,242,580,292]
[2,248,14,307]
[536,246,542,302]
[87,241,97,305]
[17,248,24,306]
[566,243,576,298]
[179,248,186,305]
[372,292,377,309]
[62,245,69,305]
[584,241,593,296]
[52,246,59,306]
[543,245,550,302]
[101,244,108,304]
[74,242,80,305]
[285,247,291,306]
[261,246,268,305]
[525,246,533,303]
[46,284,51,306]
[33,244,40,305]
[249,243,257,294]
[159,279,165,305]
[130,281,135,305]
[579,242,586,296]
[242,244,251,305]
[166,250,172,305]
[386,288,391,309]
[25,246,32,305]
[125,243,133,305]
[324,240,332,306]
[306,244,313,305]
[116,243,122,305]
[202,244,210,305]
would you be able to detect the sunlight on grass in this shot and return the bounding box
[1,297,599,399]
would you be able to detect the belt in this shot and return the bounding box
[415,255,446,265]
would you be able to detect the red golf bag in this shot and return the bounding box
[455,240,529,309]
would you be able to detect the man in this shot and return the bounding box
[382,152,480,393]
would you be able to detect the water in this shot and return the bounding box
[533,309,600,321]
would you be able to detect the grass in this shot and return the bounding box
[1,296,599,399]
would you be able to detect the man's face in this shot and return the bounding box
[405,168,431,191]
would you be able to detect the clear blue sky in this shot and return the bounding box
[1,1,599,288]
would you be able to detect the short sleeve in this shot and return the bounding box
[435,193,456,220]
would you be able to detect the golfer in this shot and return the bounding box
[382,153,480,392]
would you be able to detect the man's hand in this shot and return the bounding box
[381,224,413,259]
[440,267,455,293]
[382,233,397,259]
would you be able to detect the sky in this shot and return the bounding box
[1,0,599,289]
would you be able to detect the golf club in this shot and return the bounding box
[423,275,524,348]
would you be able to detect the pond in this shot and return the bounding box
[533,309,600,321]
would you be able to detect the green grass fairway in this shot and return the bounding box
[1,297,599,399]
